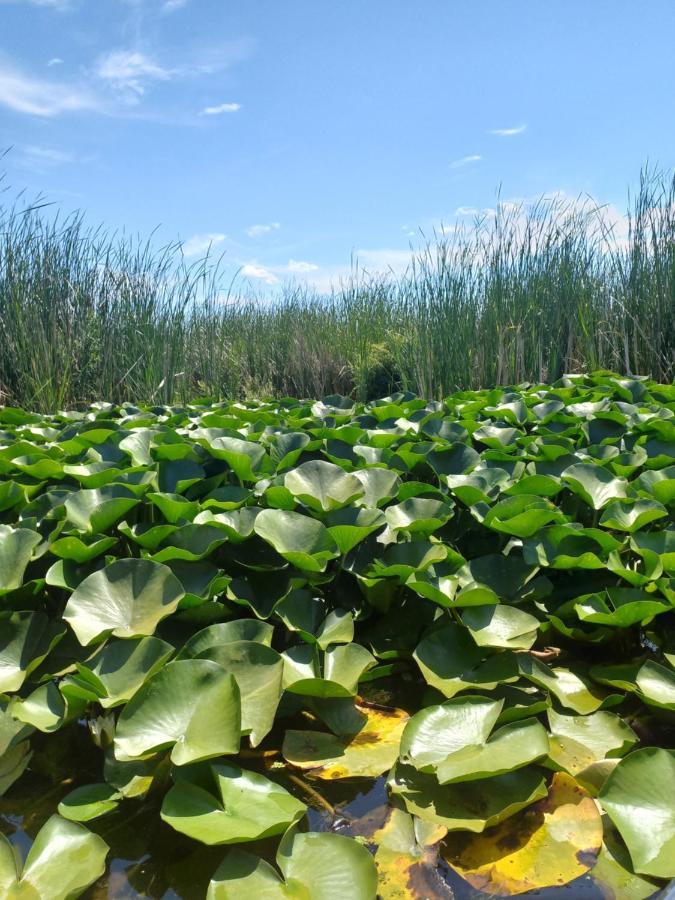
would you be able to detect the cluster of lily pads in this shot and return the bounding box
[0,370,673,899]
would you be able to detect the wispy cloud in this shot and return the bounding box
[0,62,99,116]
[95,50,169,97]
[47,57,64,67]
[450,154,482,169]
[16,144,77,172]
[241,263,278,285]
[488,124,527,137]
[163,0,187,10]
[245,222,280,238]
[182,232,227,257]
[201,102,241,116]
[287,259,318,273]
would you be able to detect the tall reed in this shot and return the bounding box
[0,168,673,410]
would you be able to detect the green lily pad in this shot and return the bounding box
[161,762,306,844]
[114,659,241,764]
[63,558,185,645]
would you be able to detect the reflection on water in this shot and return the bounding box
[0,719,668,899]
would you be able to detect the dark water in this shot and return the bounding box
[0,719,670,899]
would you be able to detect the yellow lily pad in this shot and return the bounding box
[372,808,453,899]
[444,772,602,895]
[282,701,409,779]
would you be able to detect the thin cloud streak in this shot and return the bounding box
[489,124,527,137]
[201,102,241,115]
[450,154,482,169]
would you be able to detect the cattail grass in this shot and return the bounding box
[0,167,673,411]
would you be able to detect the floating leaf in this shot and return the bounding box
[0,525,42,594]
[0,814,108,899]
[283,701,409,778]
[58,783,122,822]
[254,509,340,572]
[599,747,675,878]
[161,762,306,844]
[445,772,602,895]
[63,558,185,645]
[114,659,241,764]
[206,830,378,900]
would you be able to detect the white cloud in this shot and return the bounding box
[450,155,482,169]
[47,57,64,66]
[0,62,99,116]
[241,263,278,285]
[245,222,280,238]
[287,259,318,272]
[201,102,241,115]
[488,124,527,137]
[95,50,169,97]
[182,232,227,257]
[163,0,187,9]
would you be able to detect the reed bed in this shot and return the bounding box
[0,168,673,410]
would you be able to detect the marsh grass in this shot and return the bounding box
[1,168,673,410]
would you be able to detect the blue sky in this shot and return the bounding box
[1,0,674,291]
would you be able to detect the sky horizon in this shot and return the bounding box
[1,0,674,292]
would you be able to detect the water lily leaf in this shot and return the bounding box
[0,525,42,594]
[12,680,85,732]
[207,830,378,900]
[562,463,628,509]
[445,772,602,895]
[591,820,663,900]
[63,558,185,645]
[117,520,178,550]
[63,485,140,534]
[58,783,122,821]
[400,696,503,771]
[523,525,623,569]
[480,495,563,538]
[178,619,274,658]
[147,491,200,523]
[49,534,118,562]
[283,643,376,698]
[446,468,511,505]
[75,635,174,708]
[0,814,108,900]
[635,660,675,710]
[114,659,241,764]
[284,460,364,512]
[0,738,32,796]
[385,498,453,536]
[599,747,675,878]
[324,507,385,554]
[161,762,306,844]
[426,443,480,478]
[574,587,670,628]
[368,541,448,581]
[546,709,637,779]
[437,719,549,784]
[388,762,547,833]
[0,611,65,692]
[254,509,340,572]
[283,701,409,778]
[518,656,605,714]
[201,435,268,483]
[413,624,484,698]
[372,808,453,900]
[198,641,283,746]
[462,604,540,650]
[148,524,228,563]
[599,499,668,532]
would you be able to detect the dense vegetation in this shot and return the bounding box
[0,372,673,898]
[0,169,673,412]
